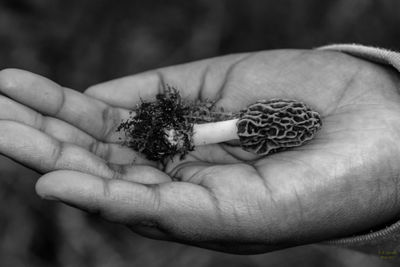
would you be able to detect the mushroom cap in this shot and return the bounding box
[236,99,322,156]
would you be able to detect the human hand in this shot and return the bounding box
[1,49,400,254]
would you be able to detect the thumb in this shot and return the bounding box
[35,170,168,238]
[83,53,252,109]
[35,170,222,243]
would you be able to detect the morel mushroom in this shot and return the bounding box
[117,88,322,162]
[192,99,322,156]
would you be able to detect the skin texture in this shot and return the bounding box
[1,49,400,254]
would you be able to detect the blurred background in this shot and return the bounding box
[1,0,400,266]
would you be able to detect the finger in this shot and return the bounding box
[171,162,212,182]
[84,53,251,108]
[0,68,130,142]
[107,164,171,184]
[35,170,216,241]
[35,170,171,234]
[171,161,249,185]
[0,120,122,179]
[0,94,152,165]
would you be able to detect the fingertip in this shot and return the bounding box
[83,78,122,98]
[35,169,166,226]
[35,170,70,200]
[0,68,63,114]
[83,84,99,97]
[0,68,26,91]
[35,170,98,200]
[0,69,54,90]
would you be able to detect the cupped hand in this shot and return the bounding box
[1,49,400,254]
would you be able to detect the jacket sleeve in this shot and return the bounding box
[316,44,400,259]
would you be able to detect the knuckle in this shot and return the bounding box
[89,140,110,161]
[101,106,117,140]
[49,140,64,170]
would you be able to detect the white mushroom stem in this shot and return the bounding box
[192,118,239,146]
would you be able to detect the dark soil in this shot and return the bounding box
[116,87,236,162]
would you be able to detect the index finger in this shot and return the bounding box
[0,69,129,142]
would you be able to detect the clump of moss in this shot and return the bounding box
[116,86,235,162]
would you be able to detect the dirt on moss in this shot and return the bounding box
[116,87,236,162]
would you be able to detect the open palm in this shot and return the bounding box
[1,49,400,254]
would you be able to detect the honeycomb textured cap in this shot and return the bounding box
[236,99,322,156]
